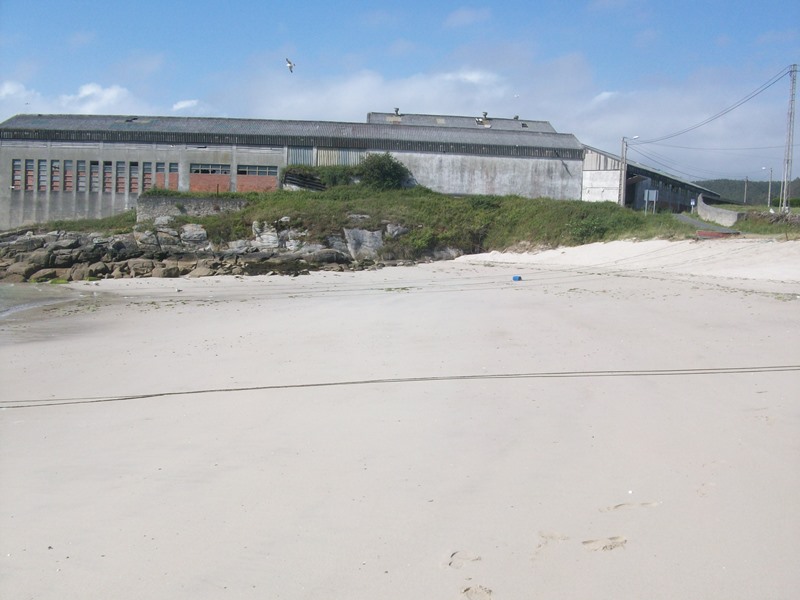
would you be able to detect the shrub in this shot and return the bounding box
[355,153,411,190]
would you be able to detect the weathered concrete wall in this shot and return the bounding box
[697,194,743,227]
[581,170,620,203]
[392,152,583,200]
[0,140,286,230]
[136,196,249,223]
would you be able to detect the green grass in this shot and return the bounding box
[45,209,137,235]
[26,187,800,258]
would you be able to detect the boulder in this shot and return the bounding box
[88,262,110,277]
[69,264,90,281]
[5,261,38,279]
[127,258,157,277]
[29,268,58,282]
[151,266,181,278]
[27,248,53,268]
[186,266,216,278]
[305,249,351,265]
[181,223,208,243]
[344,228,383,260]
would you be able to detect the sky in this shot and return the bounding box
[0,0,798,183]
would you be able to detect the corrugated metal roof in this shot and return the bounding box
[366,112,557,133]
[0,114,584,159]
[583,145,721,198]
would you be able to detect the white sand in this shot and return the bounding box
[1,238,799,599]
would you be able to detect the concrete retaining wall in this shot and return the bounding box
[136,196,249,223]
[697,194,744,227]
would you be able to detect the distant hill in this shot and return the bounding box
[696,178,799,205]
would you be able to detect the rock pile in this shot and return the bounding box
[0,219,428,283]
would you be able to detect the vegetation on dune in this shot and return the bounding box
[24,163,800,256]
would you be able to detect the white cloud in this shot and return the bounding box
[444,8,491,28]
[172,99,199,111]
[58,83,138,113]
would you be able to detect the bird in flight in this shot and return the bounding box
[286,58,295,73]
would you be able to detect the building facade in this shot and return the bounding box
[0,112,716,231]
[0,113,587,231]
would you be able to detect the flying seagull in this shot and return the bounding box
[286,58,295,73]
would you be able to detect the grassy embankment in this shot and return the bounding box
[37,186,800,258]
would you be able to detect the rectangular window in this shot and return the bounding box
[24,159,34,191]
[11,159,22,191]
[142,162,153,191]
[77,160,87,192]
[190,163,231,174]
[103,161,113,192]
[63,160,74,192]
[38,160,48,191]
[156,162,165,174]
[89,161,100,192]
[116,161,126,193]
[169,162,178,173]
[50,160,61,191]
[237,165,278,176]
[129,162,139,193]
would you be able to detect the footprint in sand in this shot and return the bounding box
[599,501,661,512]
[448,551,482,569]
[582,536,627,551]
[461,584,493,599]
[532,531,569,560]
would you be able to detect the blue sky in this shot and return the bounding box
[1,0,797,182]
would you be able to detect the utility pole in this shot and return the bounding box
[619,135,638,206]
[780,64,797,214]
[744,176,748,204]
[763,166,773,209]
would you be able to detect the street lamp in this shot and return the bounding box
[762,166,773,210]
[619,135,639,206]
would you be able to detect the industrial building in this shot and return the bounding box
[0,112,715,231]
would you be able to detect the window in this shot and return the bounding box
[237,165,278,176]
[76,160,87,192]
[50,160,61,191]
[38,160,48,191]
[190,163,230,174]
[11,159,21,191]
[142,162,153,191]
[103,161,113,192]
[89,161,99,192]
[129,162,139,193]
[116,161,125,193]
[156,162,165,174]
[24,159,34,191]
[63,160,74,192]
[169,162,178,173]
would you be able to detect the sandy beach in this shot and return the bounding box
[1,237,799,599]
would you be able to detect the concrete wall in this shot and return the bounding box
[393,152,583,200]
[1,138,583,230]
[697,194,743,227]
[0,140,286,230]
[581,169,621,203]
[136,196,249,223]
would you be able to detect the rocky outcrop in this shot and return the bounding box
[0,215,434,282]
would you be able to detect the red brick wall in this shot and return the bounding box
[236,175,278,193]
[189,174,231,193]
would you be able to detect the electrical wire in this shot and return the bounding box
[632,65,794,145]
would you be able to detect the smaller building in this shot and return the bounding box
[582,146,720,210]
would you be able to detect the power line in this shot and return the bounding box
[633,65,794,145]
